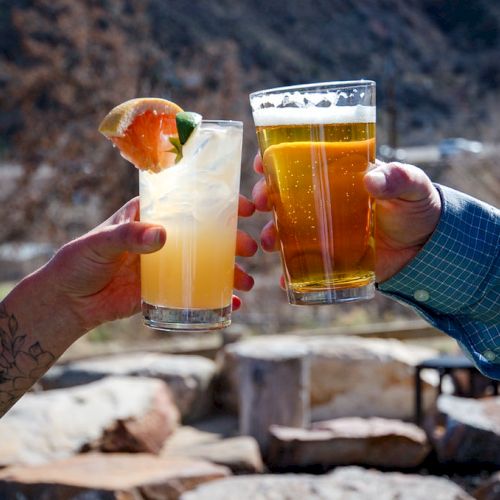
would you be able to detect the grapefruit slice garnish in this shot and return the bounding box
[98,98,200,173]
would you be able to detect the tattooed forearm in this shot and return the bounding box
[0,302,55,416]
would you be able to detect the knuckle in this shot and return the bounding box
[116,222,135,246]
[388,162,413,186]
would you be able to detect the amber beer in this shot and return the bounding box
[250,81,376,304]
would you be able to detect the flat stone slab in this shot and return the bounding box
[163,414,239,446]
[0,453,230,499]
[0,376,179,466]
[430,394,500,466]
[218,335,437,421]
[42,352,217,421]
[268,417,430,469]
[163,414,263,474]
[165,434,264,474]
[180,466,472,499]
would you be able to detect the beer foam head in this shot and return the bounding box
[250,89,375,126]
[252,105,376,126]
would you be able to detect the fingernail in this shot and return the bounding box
[232,295,242,311]
[246,275,255,290]
[250,240,259,255]
[142,228,162,247]
[366,171,387,192]
[261,235,272,251]
[240,275,254,292]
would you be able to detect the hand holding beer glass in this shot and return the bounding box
[250,81,376,305]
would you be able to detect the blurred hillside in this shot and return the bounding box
[1,0,499,245]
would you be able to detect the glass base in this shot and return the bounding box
[142,301,231,332]
[287,283,375,305]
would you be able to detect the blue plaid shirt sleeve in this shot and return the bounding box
[378,184,500,380]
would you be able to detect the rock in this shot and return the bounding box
[180,465,472,499]
[165,414,240,446]
[183,473,328,500]
[0,452,230,499]
[0,376,179,466]
[474,471,500,500]
[237,342,310,452]
[217,335,437,421]
[328,467,473,500]
[267,417,430,469]
[165,433,264,474]
[42,352,217,421]
[429,394,500,466]
[307,336,437,420]
[163,415,263,474]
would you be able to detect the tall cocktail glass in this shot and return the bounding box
[140,120,243,330]
[250,81,376,305]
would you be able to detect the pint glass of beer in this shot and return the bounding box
[249,81,376,305]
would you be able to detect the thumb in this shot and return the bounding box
[364,161,435,202]
[83,222,166,262]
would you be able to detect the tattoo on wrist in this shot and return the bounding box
[0,302,55,414]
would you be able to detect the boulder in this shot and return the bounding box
[217,335,437,420]
[267,417,430,469]
[236,342,310,452]
[429,394,500,466]
[163,413,239,445]
[42,352,217,421]
[0,376,179,466]
[0,453,229,499]
[180,466,472,499]
[166,433,263,475]
[163,415,263,474]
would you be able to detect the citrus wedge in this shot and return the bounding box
[176,111,202,145]
[98,98,184,173]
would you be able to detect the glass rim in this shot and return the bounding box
[249,79,375,99]
[201,119,243,128]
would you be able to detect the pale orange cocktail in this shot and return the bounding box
[139,120,243,330]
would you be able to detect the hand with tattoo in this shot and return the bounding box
[0,196,256,416]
